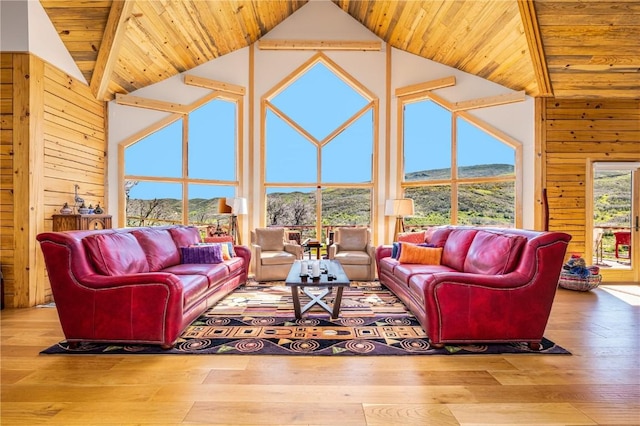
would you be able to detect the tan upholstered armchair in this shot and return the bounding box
[251,228,303,282]
[328,227,376,281]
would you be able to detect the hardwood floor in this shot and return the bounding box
[2,284,639,425]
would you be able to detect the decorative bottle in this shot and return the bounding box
[60,202,72,215]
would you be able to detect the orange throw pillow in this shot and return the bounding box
[398,244,443,265]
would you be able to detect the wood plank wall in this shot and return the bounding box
[544,98,640,257]
[0,54,14,307]
[0,53,106,308]
[43,63,107,227]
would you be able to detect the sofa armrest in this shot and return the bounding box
[251,244,263,275]
[375,245,393,263]
[284,243,302,259]
[426,271,530,291]
[365,243,375,256]
[328,243,338,258]
[233,245,251,275]
[421,269,560,345]
[49,271,185,347]
[78,271,182,289]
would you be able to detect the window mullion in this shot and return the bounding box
[182,115,189,224]
[451,112,458,224]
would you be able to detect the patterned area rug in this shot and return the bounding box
[41,281,570,356]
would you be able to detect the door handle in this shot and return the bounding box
[636,216,639,232]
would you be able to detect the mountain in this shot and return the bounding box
[593,170,633,227]
[126,164,629,229]
[405,163,514,181]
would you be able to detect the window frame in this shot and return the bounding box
[397,89,523,228]
[261,52,379,238]
[118,89,244,227]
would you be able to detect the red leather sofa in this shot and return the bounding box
[375,226,571,349]
[37,225,250,349]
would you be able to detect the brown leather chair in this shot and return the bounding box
[251,228,302,281]
[328,227,376,281]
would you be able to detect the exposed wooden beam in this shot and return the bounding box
[115,93,190,114]
[453,91,526,111]
[518,0,553,97]
[90,0,134,101]
[258,40,382,51]
[184,75,246,96]
[395,76,456,97]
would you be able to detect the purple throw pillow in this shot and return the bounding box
[181,245,223,264]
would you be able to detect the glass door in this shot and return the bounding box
[590,162,639,283]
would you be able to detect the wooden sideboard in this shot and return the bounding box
[52,214,112,231]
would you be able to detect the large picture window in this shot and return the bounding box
[121,90,242,232]
[400,93,521,229]
[263,53,377,240]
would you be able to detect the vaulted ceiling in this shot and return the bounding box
[40,0,640,101]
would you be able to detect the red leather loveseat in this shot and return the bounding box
[375,226,571,349]
[37,225,250,349]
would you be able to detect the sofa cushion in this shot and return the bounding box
[83,232,150,276]
[464,231,527,275]
[132,228,181,271]
[176,274,210,308]
[398,244,443,265]
[333,251,371,265]
[379,257,399,276]
[181,245,223,264]
[204,235,233,243]
[338,228,368,251]
[256,228,285,251]
[429,227,453,247]
[408,274,440,304]
[260,250,296,265]
[424,227,438,244]
[224,256,245,274]
[397,231,426,244]
[393,263,455,284]
[169,226,201,247]
[164,263,229,288]
[441,229,478,271]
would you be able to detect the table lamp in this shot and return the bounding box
[226,197,248,245]
[385,198,414,242]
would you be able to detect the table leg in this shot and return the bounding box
[331,286,345,319]
[291,286,302,319]
[301,287,332,315]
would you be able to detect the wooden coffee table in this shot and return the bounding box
[285,260,350,319]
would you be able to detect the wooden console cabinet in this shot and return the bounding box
[52,214,112,231]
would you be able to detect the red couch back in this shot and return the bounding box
[422,226,570,275]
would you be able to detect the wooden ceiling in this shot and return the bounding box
[40,1,640,101]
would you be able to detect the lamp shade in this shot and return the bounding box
[226,197,248,215]
[385,198,414,217]
[218,198,232,214]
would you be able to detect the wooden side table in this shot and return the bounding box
[302,240,323,259]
